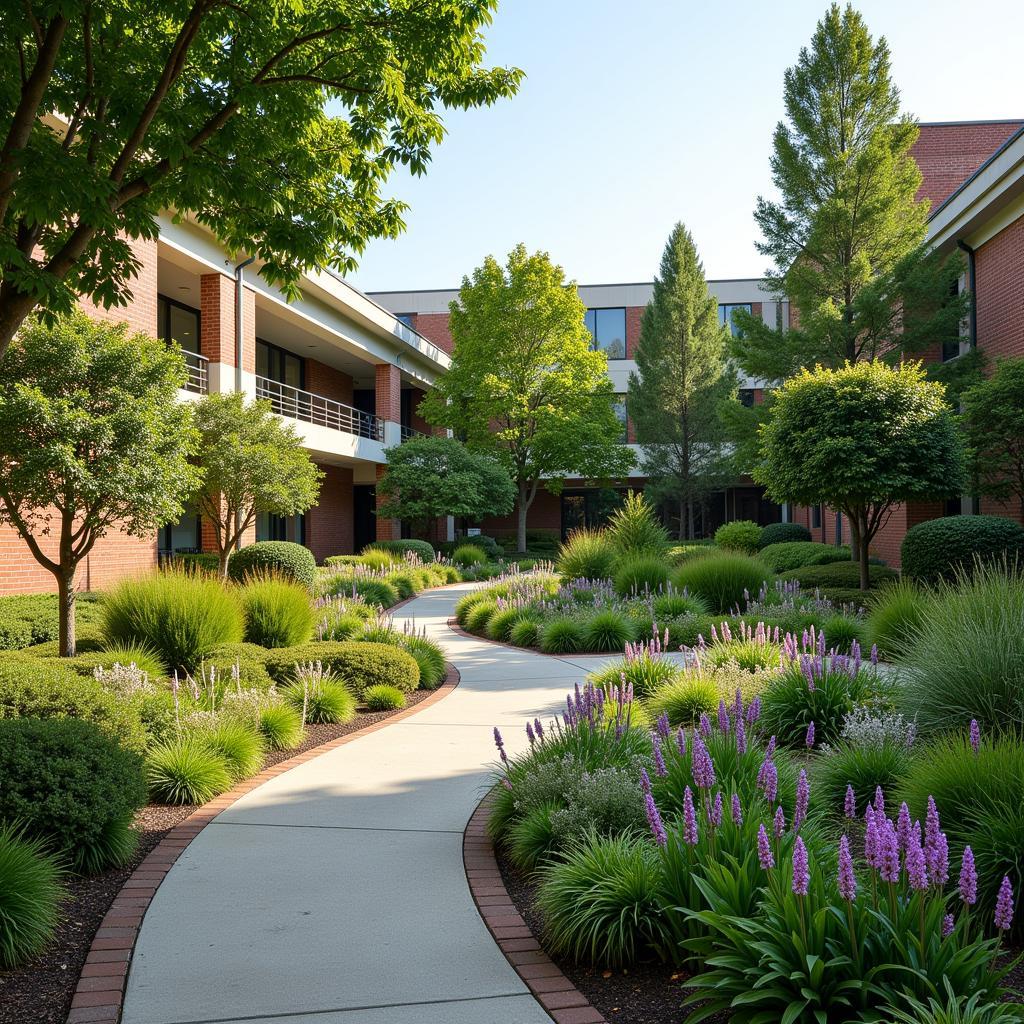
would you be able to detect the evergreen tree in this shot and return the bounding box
[628,224,736,539]
[731,3,967,380]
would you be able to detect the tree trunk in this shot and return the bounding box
[219,548,231,579]
[687,499,695,541]
[857,511,871,591]
[517,483,528,554]
[56,564,77,657]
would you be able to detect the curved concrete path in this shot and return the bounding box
[121,584,614,1024]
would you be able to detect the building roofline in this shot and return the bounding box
[929,122,1024,221]
[918,118,1024,128]
[366,276,767,296]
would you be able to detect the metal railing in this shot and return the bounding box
[182,351,209,394]
[400,424,428,442]
[256,376,384,441]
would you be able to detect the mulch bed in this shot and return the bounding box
[0,690,433,1024]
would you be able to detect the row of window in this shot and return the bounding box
[585,304,752,357]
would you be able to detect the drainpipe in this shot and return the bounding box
[233,256,255,550]
[956,240,977,349]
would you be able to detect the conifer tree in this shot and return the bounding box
[628,224,736,539]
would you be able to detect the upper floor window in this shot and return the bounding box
[585,307,626,360]
[612,394,628,443]
[719,304,752,337]
[256,338,304,388]
[157,295,200,354]
[395,313,414,328]
[738,388,756,408]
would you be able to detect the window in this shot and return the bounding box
[157,295,200,354]
[256,339,304,388]
[160,508,201,555]
[585,308,626,359]
[395,313,414,327]
[612,394,628,443]
[719,303,752,337]
[812,504,822,529]
[256,512,305,545]
[738,388,755,408]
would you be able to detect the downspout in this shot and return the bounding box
[956,240,977,349]
[233,256,256,550]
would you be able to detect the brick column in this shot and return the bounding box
[200,273,256,395]
[375,463,401,541]
[374,362,402,424]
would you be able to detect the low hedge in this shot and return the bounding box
[227,541,317,589]
[263,641,420,696]
[758,522,811,548]
[0,592,103,651]
[202,642,275,690]
[363,539,435,562]
[778,560,898,592]
[759,541,853,574]
[901,514,1024,585]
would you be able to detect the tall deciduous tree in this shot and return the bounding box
[731,3,967,380]
[0,312,201,654]
[0,1,522,359]
[193,392,323,576]
[628,224,737,539]
[420,244,633,552]
[960,358,1024,524]
[754,361,965,590]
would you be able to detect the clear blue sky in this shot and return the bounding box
[347,0,1024,292]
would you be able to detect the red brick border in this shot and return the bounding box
[66,663,461,1024]
[463,793,608,1024]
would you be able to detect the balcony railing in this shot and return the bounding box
[400,424,428,442]
[182,351,209,394]
[256,376,384,441]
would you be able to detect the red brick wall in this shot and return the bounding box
[375,363,401,423]
[306,359,353,405]
[306,464,354,561]
[975,214,1024,363]
[409,312,453,355]
[912,122,1024,208]
[481,488,562,537]
[200,273,255,371]
[625,306,643,358]
[79,235,159,337]
[374,463,401,541]
[408,386,432,433]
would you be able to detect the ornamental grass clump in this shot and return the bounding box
[587,629,683,698]
[398,629,447,689]
[605,491,669,558]
[145,735,234,805]
[612,554,671,597]
[200,719,265,780]
[645,675,719,727]
[538,617,585,655]
[556,528,616,581]
[239,574,314,648]
[0,824,63,968]
[674,551,771,614]
[582,609,636,652]
[692,619,783,673]
[866,578,931,660]
[258,703,304,751]
[281,661,356,725]
[651,589,708,619]
[363,684,406,711]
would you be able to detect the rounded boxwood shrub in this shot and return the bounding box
[363,684,407,711]
[0,718,146,873]
[0,657,147,754]
[714,519,763,554]
[758,541,852,574]
[264,641,419,696]
[556,529,616,581]
[364,539,435,562]
[0,823,63,968]
[228,541,317,589]
[674,552,771,614]
[777,560,898,592]
[452,543,487,568]
[901,514,1024,586]
[103,570,244,672]
[613,554,671,597]
[539,618,586,655]
[239,576,314,648]
[145,735,234,805]
[758,522,811,548]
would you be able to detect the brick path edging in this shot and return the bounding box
[463,793,609,1024]
[66,663,462,1024]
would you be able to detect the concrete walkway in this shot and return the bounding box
[121,584,611,1024]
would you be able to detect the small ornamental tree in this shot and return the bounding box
[193,393,323,576]
[420,244,633,552]
[377,435,515,533]
[0,312,201,654]
[961,358,1024,524]
[754,361,965,590]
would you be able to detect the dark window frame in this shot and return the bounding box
[256,337,306,389]
[812,504,822,529]
[585,307,627,361]
[157,294,201,355]
[719,303,753,338]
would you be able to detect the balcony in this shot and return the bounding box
[182,351,209,394]
[256,376,384,441]
[400,424,428,442]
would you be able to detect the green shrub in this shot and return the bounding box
[0,718,146,873]
[652,591,708,619]
[363,684,407,711]
[588,651,683,698]
[759,540,853,573]
[145,736,234,804]
[258,703,304,750]
[662,614,721,648]
[228,541,317,589]
[353,578,400,608]
[486,606,522,643]
[666,541,716,565]
[201,720,265,780]
[900,564,1024,734]
[264,641,419,697]
[883,983,1024,1024]
[613,554,670,597]
[701,637,782,673]
[281,673,356,725]
[509,618,540,648]
[202,642,275,690]
[399,634,447,689]
[0,592,103,651]
[0,824,63,968]
[364,539,434,562]
[506,801,559,873]
[714,519,763,553]
[819,613,867,654]
[386,570,421,600]
[454,590,490,625]
[582,610,635,653]
[239,576,314,648]
[0,657,147,754]
[816,738,914,818]
[778,559,898,592]
[556,529,616,581]
[674,552,771,614]
[758,522,811,548]
[317,610,366,642]
[605,491,669,557]
[103,570,244,672]
[902,515,1024,586]
[59,643,167,680]
[645,675,718,726]
[539,618,586,655]
[465,599,498,635]
[452,543,487,568]
[866,580,931,661]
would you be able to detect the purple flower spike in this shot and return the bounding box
[897,802,913,853]
[746,695,761,726]
[493,726,504,753]
[837,835,856,901]
[942,914,955,937]
[792,836,810,896]
[731,793,743,825]
[844,784,856,820]
[645,791,668,848]
[864,806,879,868]
[676,727,687,755]
[656,711,671,741]
[873,786,885,819]
[526,721,535,745]
[652,733,667,777]
[906,829,928,892]
[805,721,815,749]
[639,767,652,795]
[757,823,774,869]
[699,713,712,738]
[794,769,809,832]
[969,719,981,755]
[879,819,900,883]
[691,734,716,790]
[534,717,544,740]
[761,759,778,805]
[717,700,730,734]
[773,804,786,839]
[707,791,723,828]
[682,786,699,846]
[929,831,950,887]
[995,875,1015,932]
[735,715,747,755]
[960,846,978,906]
[925,796,941,853]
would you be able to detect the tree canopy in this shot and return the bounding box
[0,1,522,358]
[754,360,965,589]
[377,434,515,530]
[420,244,633,552]
[628,223,736,539]
[193,392,323,575]
[0,311,200,653]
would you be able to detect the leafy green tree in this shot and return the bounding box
[193,393,323,577]
[0,2,522,359]
[420,244,633,552]
[732,3,966,380]
[628,224,737,539]
[961,358,1024,524]
[0,312,200,654]
[754,361,965,590]
[377,434,515,532]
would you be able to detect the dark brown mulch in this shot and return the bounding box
[0,688,437,1024]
